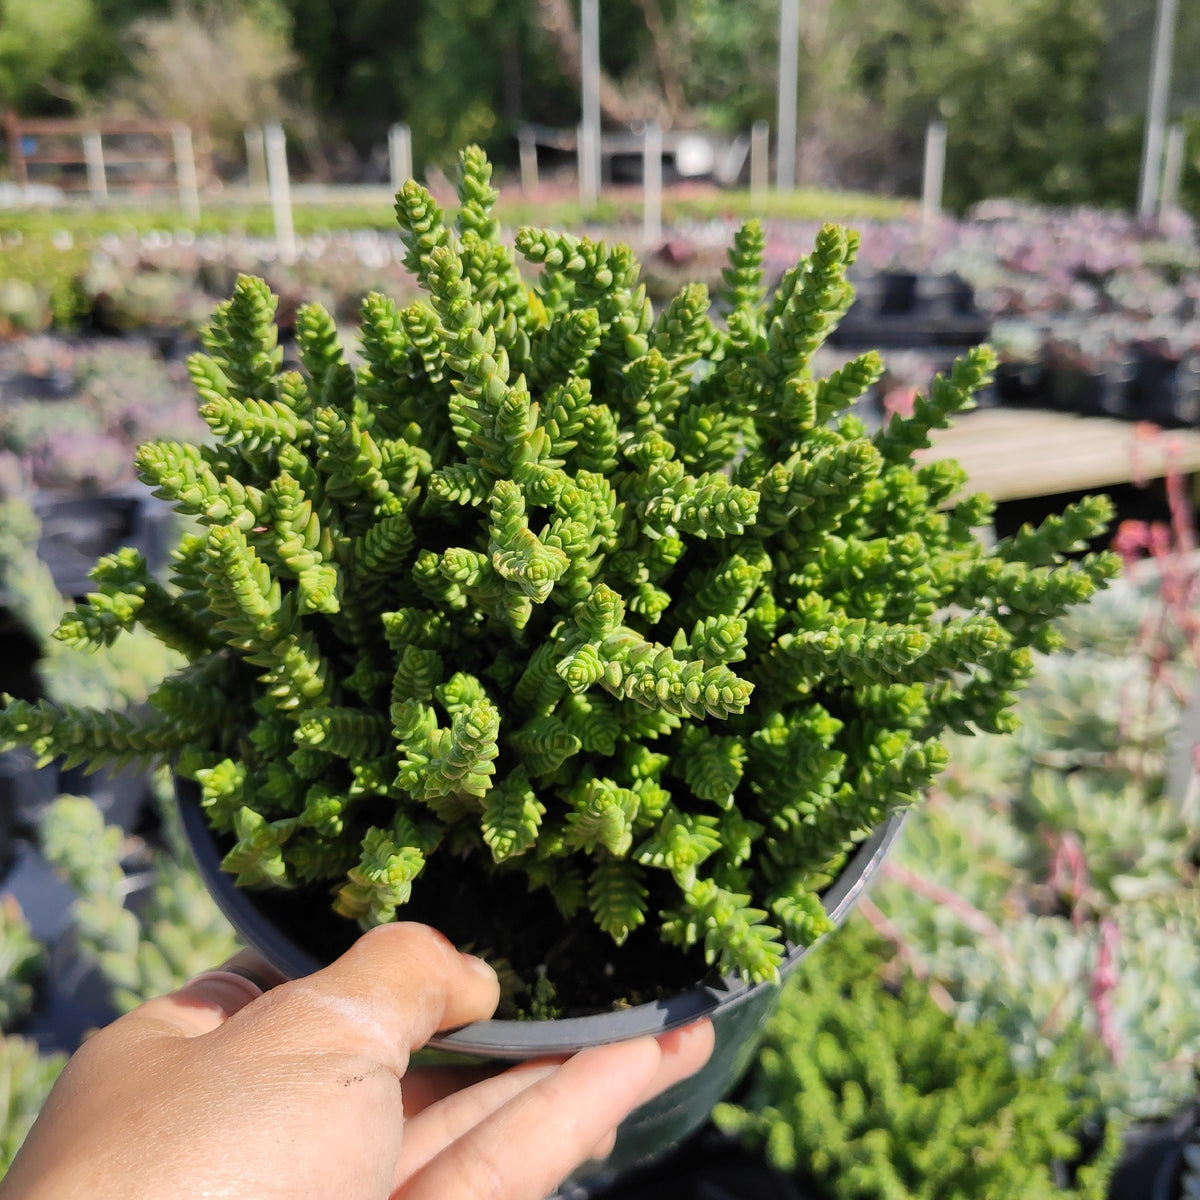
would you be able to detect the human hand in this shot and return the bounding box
[0,923,714,1200]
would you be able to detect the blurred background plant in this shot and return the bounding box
[0,340,207,499]
[0,238,90,339]
[39,787,239,1013]
[0,909,64,1176]
[3,4,1200,1159]
[861,476,1200,1126]
[0,897,44,1031]
[0,785,239,1177]
[0,492,238,1179]
[705,469,1200,1195]
[713,922,1123,1200]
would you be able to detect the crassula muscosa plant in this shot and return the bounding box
[0,147,1118,1010]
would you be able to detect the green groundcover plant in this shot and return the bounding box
[714,922,1123,1200]
[0,147,1117,1012]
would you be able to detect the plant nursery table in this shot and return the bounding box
[917,408,1200,504]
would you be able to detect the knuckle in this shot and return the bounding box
[361,920,459,964]
[441,1132,510,1200]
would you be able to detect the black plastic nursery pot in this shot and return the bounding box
[1124,344,1200,429]
[1108,1103,1198,1200]
[0,749,59,845]
[0,369,76,403]
[0,606,46,705]
[33,485,174,601]
[993,360,1050,409]
[1043,366,1131,419]
[582,1124,817,1200]
[175,780,904,1178]
[830,271,990,350]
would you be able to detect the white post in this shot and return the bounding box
[579,122,600,210]
[388,123,413,193]
[1160,122,1186,216]
[264,122,296,263]
[245,124,267,195]
[642,121,662,247]
[173,125,200,221]
[518,127,539,192]
[921,120,947,232]
[1137,0,1179,222]
[776,0,799,191]
[750,119,770,205]
[580,0,601,210]
[83,131,108,204]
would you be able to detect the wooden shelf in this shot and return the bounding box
[914,408,1200,502]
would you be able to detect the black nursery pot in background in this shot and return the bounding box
[1108,1103,1198,1200]
[175,780,903,1178]
[831,271,990,350]
[33,485,173,601]
[993,360,1050,408]
[1123,343,1200,429]
[1045,366,1119,418]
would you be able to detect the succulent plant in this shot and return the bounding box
[871,566,1200,1123]
[1019,767,1189,903]
[0,897,44,1033]
[83,257,213,335]
[0,494,184,712]
[713,922,1122,1200]
[0,497,61,651]
[0,1035,65,1176]
[0,342,206,499]
[0,146,1117,1010]
[0,234,89,336]
[40,792,239,1012]
[0,816,61,1181]
[0,788,236,1179]
[0,280,51,338]
[879,810,1200,1123]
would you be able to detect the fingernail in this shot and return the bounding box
[215,949,289,991]
[459,951,499,985]
[587,1128,618,1162]
[180,971,264,1009]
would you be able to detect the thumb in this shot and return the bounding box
[107,925,500,1075]
[226,923,502,1078]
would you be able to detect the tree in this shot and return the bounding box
[930,0,1108,208]
[101,0,302,171]
[20,0,1192,209]
[826,0,1110,208]
[0,0,102,113]
[279,0,668,170]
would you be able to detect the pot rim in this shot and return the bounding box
[176,779,904,1057]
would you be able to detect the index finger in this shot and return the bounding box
[398,1036,680,1200]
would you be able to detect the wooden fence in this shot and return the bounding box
[2,113,200,217]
